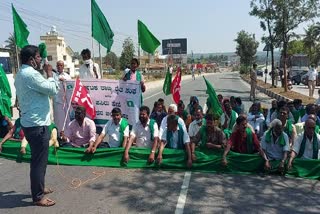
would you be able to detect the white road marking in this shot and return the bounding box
[175,171,192,214]
[144,91,163,101]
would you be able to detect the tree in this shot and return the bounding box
[273,0,320,91]
[250,0,280,87]
[234,30,259,73]
[105,51,119,69]
[303,23,320,65]
[4,33,18,73]
[119,37,135,70]
[287,39,305,55]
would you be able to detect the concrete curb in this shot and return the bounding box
[240,75,293,102]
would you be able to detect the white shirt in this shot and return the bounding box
[130,119,159,148]
[53,71,71,104]
[188,119,203,137]
[79,59,101,79]
[101,118,129,148]
[161,126,190,149]
[159,115,187,139]
[261,131,290,160]
[307,68,318,81]
[293,133,320,159]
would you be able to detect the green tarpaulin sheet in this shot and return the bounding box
[0,140,319,180]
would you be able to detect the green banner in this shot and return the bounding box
[1,140,319,180]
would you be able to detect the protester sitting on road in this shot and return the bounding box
[266,100,277,127]
[287,101,301,124]
[300,104,320,124]
[191,114,226,160]
[0,110,13,138]
[220,102,238,139]
[270,100,294,124]
[277,106,297,147]
[157,115,192,168]
[294,114,320,136]
[189,108,205,160]
[157,98,167,113]
[87,108,129,152]
[234,97,245,114]
[288,119,320,169]
[221,115,269,168]
[123,106,159,163]
[187,96,203,119]
[60,106,96,149]
[230,96,236,110]
[247,103,265,137]
[260,119,290,172]
[293,99,305,120]
[150,101,167,129]
[177,100,192,129]
[159,104,187,140]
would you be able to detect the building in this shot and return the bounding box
[40,26,75,77]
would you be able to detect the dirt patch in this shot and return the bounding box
[241,74,315,105]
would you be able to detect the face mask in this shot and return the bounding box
[85,59,91,65]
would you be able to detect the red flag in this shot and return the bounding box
[171,67,181,104]
[71,78,96,119]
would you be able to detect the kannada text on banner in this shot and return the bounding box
[65,79,141,127]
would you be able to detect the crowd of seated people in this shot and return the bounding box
[1,94,320,172]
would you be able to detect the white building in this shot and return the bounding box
[40,26,75,77]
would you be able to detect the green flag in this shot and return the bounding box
[138,20,160,54]
[38,43,47,58]
[12,4,29,49]
[0,65,12,118]
[162,67,172,95]
[203,76,223,118]
[91,0,114,52]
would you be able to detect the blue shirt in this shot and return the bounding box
[14,64,58,127]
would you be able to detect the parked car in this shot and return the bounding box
[256,70,263,77]
[301,72,320,86]
[290,70,307,85]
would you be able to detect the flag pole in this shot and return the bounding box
[61,79,77,131]
[15,44,20,74]
[99,43,103,78]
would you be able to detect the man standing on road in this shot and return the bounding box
[250,63,258,101]
[53,60,71,132]
[14,45,58,207]
[307,64,318,98]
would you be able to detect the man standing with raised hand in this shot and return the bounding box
[14,45,58,207]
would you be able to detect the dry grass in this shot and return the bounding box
[242,74,315,105]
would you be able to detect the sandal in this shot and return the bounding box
[34,198,56,207]
[44,188,54,195]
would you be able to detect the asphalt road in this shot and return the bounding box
[1,72,319,214]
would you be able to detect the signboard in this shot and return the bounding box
[162,38,187,55]
[65,79,141,127]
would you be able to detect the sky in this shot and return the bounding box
[0,0,315,56]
